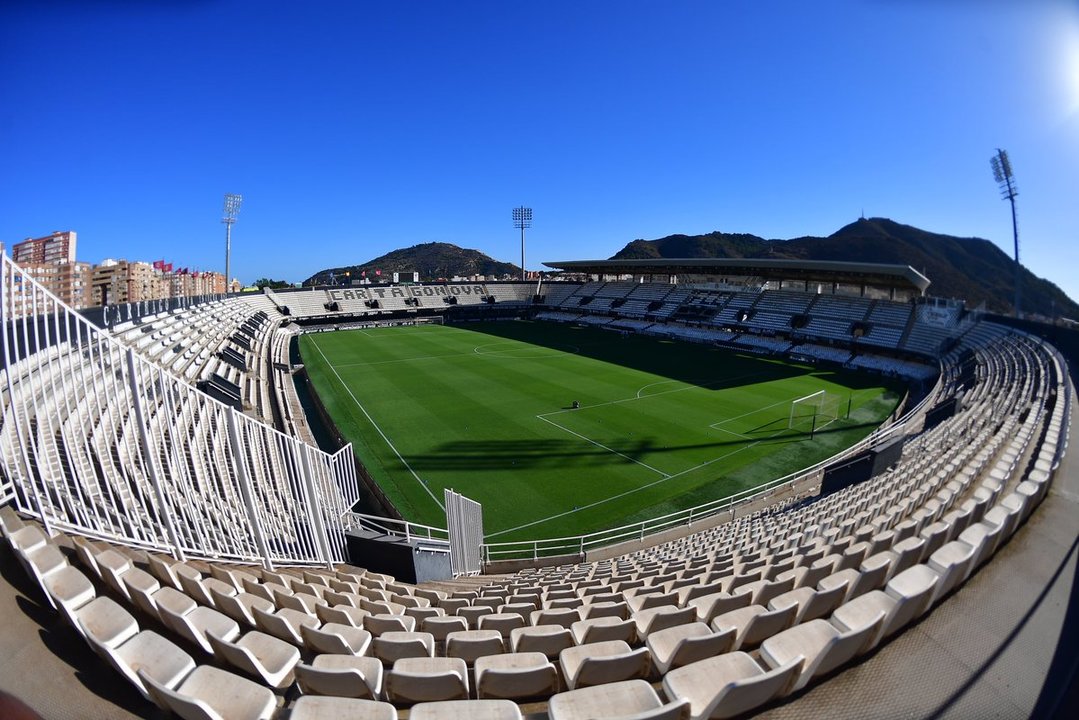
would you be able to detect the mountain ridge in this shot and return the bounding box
[303,218,1077,317]
[304,242,519,285]
[612,217,1076,317]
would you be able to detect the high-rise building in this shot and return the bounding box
[12,231,77,265]
[7,231,234,308]
[90,259,172,306]
[18,261,94,309]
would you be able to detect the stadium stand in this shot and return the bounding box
[1,253,1074,718]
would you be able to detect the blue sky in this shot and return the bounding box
[2,0,1078,302]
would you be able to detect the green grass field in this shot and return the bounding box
[299,320,904,542]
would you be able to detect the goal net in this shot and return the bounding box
[788,390,843,434]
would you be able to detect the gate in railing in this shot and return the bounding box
[445,489,483,576]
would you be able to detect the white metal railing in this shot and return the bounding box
[342,511,450,550]
[0,254,360,568]
[446,489,483,576]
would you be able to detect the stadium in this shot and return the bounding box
[0,249,1075,720]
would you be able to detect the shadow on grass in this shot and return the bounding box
[451,320,811,391]
[400,420,879,473]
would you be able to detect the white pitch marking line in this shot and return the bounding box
[636,379,683,399]
[310,336,445,511]
[707,395,801,431]
[541,369,772,419]
[536,415,670,479]
[490,425,795,538]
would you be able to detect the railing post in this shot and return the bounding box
[0,260,53,535]
[227,407,275,570]
[126,351,185,560]
[297,441,336,570]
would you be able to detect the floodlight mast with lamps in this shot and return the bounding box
[513,206,532,282]
[990,149,1020,317]
[222,193,243,294]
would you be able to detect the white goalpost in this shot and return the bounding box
[788,389,844,435]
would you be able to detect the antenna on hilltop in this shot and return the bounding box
[990,149,1020,317]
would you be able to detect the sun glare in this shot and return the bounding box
[1059,9,1079,118]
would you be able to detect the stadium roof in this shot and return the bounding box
[542,257,931,293]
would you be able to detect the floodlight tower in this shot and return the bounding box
[990,149,1020,317]
[511,205,533,280]
[222,193,243,294]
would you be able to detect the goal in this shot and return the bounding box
[788,390,843,435]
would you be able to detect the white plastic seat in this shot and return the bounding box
[759,617,882,693]
[146,554,201,591]
[95,549,134,601]
[140,664,277,720]
[732,577,794,607]
[161,600,242,653]
[316,602,369,628]
[766,584,845,624]
[179,571,237,609]
[549,679,689,720]
[72,595,139,647]
[531,607,582,628]
[279,590,327,614]
[662,652,799,720]
[558,639,651,690]
[251,605,318,646]
[627,589,680,612]
[509,624,574,658]
[582,601,630,620]
[445,629,505,664]
[474,652,559,701]
[571,616,637,646]
[410,699,522,720]
[710,603,796,650]
[85,627,196,702]
[832,561,932,651]
[686,591,751,623]
[207,630,300,689]
[210,587,274,627]
[478,612,527,638]
[8,526,49,557]
[43,564,97,624]
[633,605,696,639]
[887,536,927,580]
[958,521,1006,571]
[289,695,397,720]
[384,656,469,704]
[365,613,417,636]
[927,539,979,603]
[301,622,373,655]
[646,622,735,674]
[18,542,71,610]
[422,615,468,642]
[295,654,384,699]
[371,630,436,665]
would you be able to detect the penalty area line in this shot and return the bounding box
[491,423,795,538]
[310,336,445,511]
[535,415,671,479]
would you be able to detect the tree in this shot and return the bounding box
[253,278,292,289]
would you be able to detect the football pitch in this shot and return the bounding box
[299,320,904,542]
